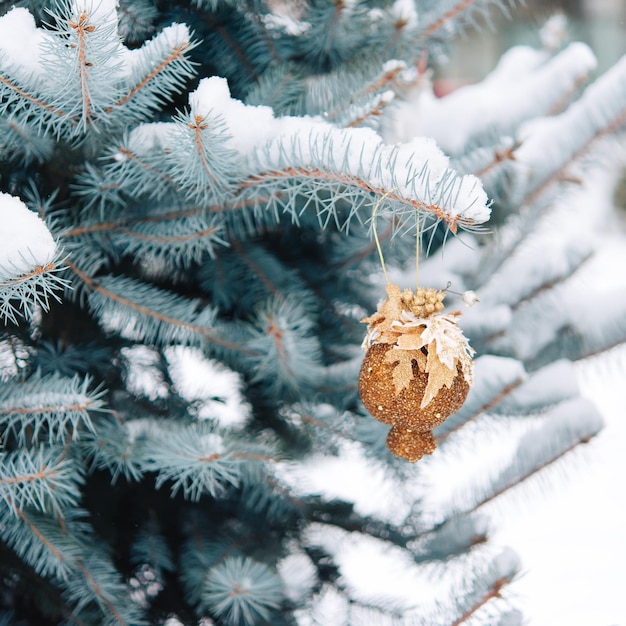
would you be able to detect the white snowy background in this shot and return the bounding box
[490,160,626,626]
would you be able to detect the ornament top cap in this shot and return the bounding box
[394,284,446,318]
[361,283,446,330]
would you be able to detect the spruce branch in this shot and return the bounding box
[335,226,392,269]
[34,339,112,379]
[345,90,395,129]
[472,57,625,290]
[0,72,67,126]
[0,115,55,163]
[417,0,516,42]
[61,203,228,269]
[112,215,227,267]
[473,141,519,179]
[62,206,204,238]
[244,61,305,114]
[508,250,593,312]
[413,514,491,563]
[0,372,104,446]
[240,138,489,236]
[317,59,406,126]
[296,0,371,71]
[67,261,249,353]
[0,251,70,325]
[436,377,524,444]
[0,3,196,139]
[0,448,83,516]
[71,77,491,243]
[0,504,86,580]
[67,11,95,129]
[243,0,282,64]
[179,528,236,610]
[245,295,323,396]
[202,10,261,83]
[104,35,195,117]
[130,521,175,575]
[67,261,328,394]
[106,141,175,199]
[521,103,626,209]
[227,240,318,311]
[140,422,274,501]
[547,70,592,116]
[420,0,479,38]
[289,404,358,445]
[515,55,626,208]
[433,398,603,527]
[450,576,511,626]
[116,0,157,43]
[64,552,143,626]
[398,42,597,160]
[80,418,145,483]
[230,240,284,297]
[1,500,145,624]
[201,555,283,626]
[39,0,122,136]
[166,109,241,204]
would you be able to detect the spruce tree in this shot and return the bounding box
[0,1,624,624]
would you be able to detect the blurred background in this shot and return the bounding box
[436,0,626,87]
[433,2,626,624]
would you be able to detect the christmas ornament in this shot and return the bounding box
[359,283,474,462]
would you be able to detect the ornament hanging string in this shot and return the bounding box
[371,189,421,291]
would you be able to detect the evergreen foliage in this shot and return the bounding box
[0,0,625,624]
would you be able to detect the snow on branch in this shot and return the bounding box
[0,2,195,139]
[513,54,626,206]
[0,193,68,324]
[478,234,594,309]
[388,42,597,155]
[497,359,581,413]
[242,126,490,235]
[430,397,604,525]
[301,522,519,623]
[77,75,491,243]
[165,346,252,429]
[187,72,489,232]
[435,355,526,442]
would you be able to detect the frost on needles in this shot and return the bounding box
[0,0,625,625]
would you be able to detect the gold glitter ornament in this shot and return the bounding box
[359,283,474,462]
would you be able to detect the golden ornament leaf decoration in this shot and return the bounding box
[391,311,475,387]
[421,340,459,408]
[394,323,428,351]
[384,348,427,394]
[361,283,405,341]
